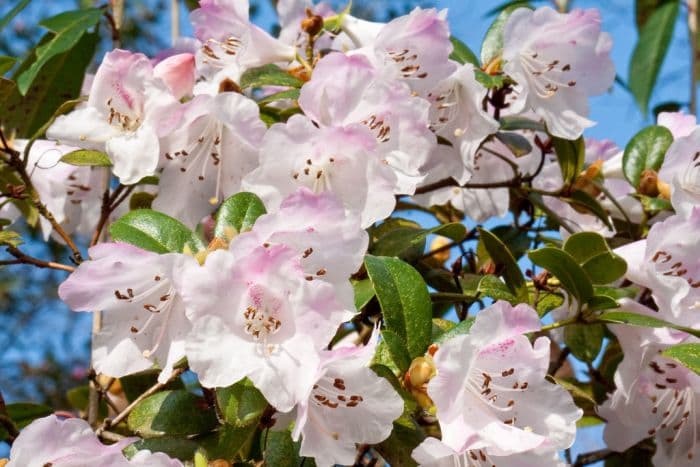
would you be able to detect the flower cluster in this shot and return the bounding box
[2,0,699,466]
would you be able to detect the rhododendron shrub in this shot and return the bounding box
[1,1,700,466]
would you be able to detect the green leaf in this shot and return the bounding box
[661,343,700,375]
[17,8,103,95]
[127,390,218,438]
[474,69,509,89]
[587,295,620,311]
[381,329,413,372]
[552,136,585,188]
[530,287,564,317]
[125,437,199,461]
[352,278,375,310]
[240,64,304,89]
[0,0,31,31]
[2,31,97,138]
[478,228,528,302]
[563,232,627,284]
[480,6,517,65]
[636,0,667,28]
[622,125,674,187]
[214,192,266,240]
[0,230,23,247]
[495,131,533,157]
[364,255,432,359]
[629,0,679,113]
[596,311,700,338]
[216,379,268,427]
[60,149,112,166]
[371,219,467,262]
[257,88,300,105]
[529,247,594,303]
[0,56,16,75]
[119,369,184,402]
[375,419,424,467]
[434,318,475,344]
[262,430,315,467]
[110,209,205,254]
[129,192,155,211]
[564,323,604,362]
[0,402,53,440]
[449,36,479,66]
[637,194,673,214]
[499,115,546,132]
[477,274,517,303]
[200,424,261,461]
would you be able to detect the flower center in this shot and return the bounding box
[519,49,576,99]
[292,157,335,193]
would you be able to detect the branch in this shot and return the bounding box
[0,129,83,263]
[573,448,612,466]
[414,177,523,195]
[2,246,75,272]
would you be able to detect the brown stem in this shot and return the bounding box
[573,448,612,466]
[414,177,522,195]
[3,246,75,272]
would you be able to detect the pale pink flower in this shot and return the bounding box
[291,331,403,466]
[153,92,266,227]
[428,301,581,454]
[153,53,196,100]
[299,52,436,193]
[658,111,697,139]
[180,245,350,411]
[412,437,566,467]
[503,7,615,139]
[242,114,397,227]
[7,415,181,467]
[599,319,700,466]
[58,243,195,383]
[658,128,700,219]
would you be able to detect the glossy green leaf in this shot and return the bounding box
[637,194,672,214]
[661,343,700,375]
[622,125,673,187]
[365,255,432,359]
[110,209,205,254]
[0,402,53,440]
[381,329,413,373]
[125,437,199,461]
[0,56,16,75]
[352,278,375,310]
[214,192,266,239]
[449,36,479,66]
[0,0,31,31]
[119,369,184,402]
[552,136,585,188]
[474,69,509,89]
[216,379,268,427]
[240,64,304,89]
[564,323,604,362]
[478,228,528,302]
[262,430,314,467]
[371,219,466,262]
[375,418,424,467]
[499,115,546,132]
[530,287,565,317]
[434,318,475,344]
[257,88,300,105]
[199,424,260,460]
[60,149,112,166]
[596,311,700,338]
[636,0,666,28]
[129,192,155,211]
[629,0,679,113]
[529,247,594,303]
[563,232,609,264]
[17,8,103,95]
[478,274,517,303]
[127,390,218,438]
[581,252,628,285]
[586,295,620,311]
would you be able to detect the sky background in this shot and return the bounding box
[0,0,695,464]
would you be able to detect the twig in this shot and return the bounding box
[0,414,19,443]
[99,430,127,443]
[414,177,523,195]
[573,448,612,466]
[548,346,571,376]
[0,129,83,263]
[96,366,186,435]
[2,246,75,272]
[170,0,179,46]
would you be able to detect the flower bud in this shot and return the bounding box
[638,169,660,197]
[408,356,436,388]
[657,179,671,200]
[301,15,324,36]
[425,236,451,266]
[209,460,232,467]
[218,78,241,94]
[0,458,8,467]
